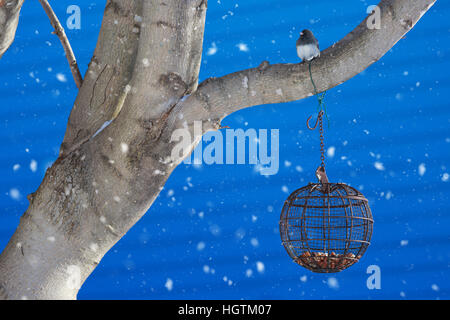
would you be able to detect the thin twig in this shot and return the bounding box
[38,0,83,88]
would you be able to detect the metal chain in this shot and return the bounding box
[319,112,325,169]
[306,110,326,169]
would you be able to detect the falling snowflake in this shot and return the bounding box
[120,143,129,153]
[30,159,37,172]
[196,241,205,251]
[9,188,21,200]
[327,146,336,158]
[327,277,339,289]
[256,261,265,273]
[165,278,173,291]
[236,42,249,52]
[207,42,218,56]
[374,162,385,171]
[56,73,67,82]
[418,163,426,176]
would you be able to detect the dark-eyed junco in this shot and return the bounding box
[296,29,320,62]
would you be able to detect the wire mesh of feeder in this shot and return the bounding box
[280,182,373,273]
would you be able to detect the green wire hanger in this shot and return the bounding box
[308,61,329,126]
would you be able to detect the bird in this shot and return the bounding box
[296,29,320,62]
[315,166,329,185]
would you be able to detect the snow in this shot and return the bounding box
[56,73,67,82]
[256,261,265,273]
[9,188,21,200]
[400,240,409,246]
[66,265,81,290]
[30,159,37,172]
[385,191,393,200]
[13,164,20,171]
[374,161,385,171]
[196,241,205,251]
[431,284,439,292]
[206,42,218,56]
[234,228,246,240]
[236,42,249,52]
[165,278,173,291]
[327,277,339,289]
[327,146,336,158]
[209,224,221,236]
[442,173,449,182]
[89,243,99,252]
[242,76,248,89]
[120,143,129,154]
[281,185,289,193]
[418,163,426,176]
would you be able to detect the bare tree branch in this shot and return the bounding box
[59,0,207,157]
[0,0,24,58]
[38,0,83,88]
[60,0,143,156]
[180,0,436,125]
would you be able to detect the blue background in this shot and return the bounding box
[0,0,448,299]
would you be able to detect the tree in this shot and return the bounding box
[0,0,435,299]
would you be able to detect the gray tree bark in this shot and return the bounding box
[0,0,24,58]
[0,0,435,299]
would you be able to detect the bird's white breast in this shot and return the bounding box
[297,44,320,62]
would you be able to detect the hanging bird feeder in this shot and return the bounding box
[279,110,373,273]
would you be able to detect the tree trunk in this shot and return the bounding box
[0,0,435,299]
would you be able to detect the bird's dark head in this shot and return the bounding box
[300,29,313,38]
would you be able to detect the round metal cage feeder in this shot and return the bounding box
[280,182,373,273]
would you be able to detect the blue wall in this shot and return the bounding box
[0,0,448,299]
